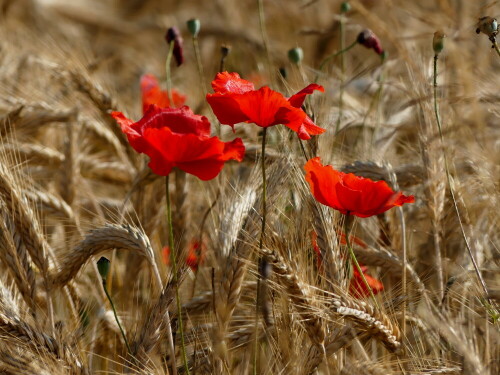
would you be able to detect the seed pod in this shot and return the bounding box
[165,26,184,66]
[288,47,304,64]
[186,18,200,37]
[340,2,351,13]
[433,30,446,55]
[476,16,498,37]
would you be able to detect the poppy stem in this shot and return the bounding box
[166,174,190,375]
[253,127,268,375]
[191,35,208,100]
[101,279,132,355]
[315,40,357,83]
[491,37,500,58]
[257,0,273,86]
[335,12,346,135]
[343,215,380,309]
[166,40,175,106]
[432,53,493,307]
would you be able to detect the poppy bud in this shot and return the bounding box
[433,30,446,55]
[221,45,231,59]
[97,257,110,281]
[186,18,200,37]
[476,16,498,39]
[165,26,184,66]
[357,29,384,55]
[340,2,351,13]
[288,47,303,64]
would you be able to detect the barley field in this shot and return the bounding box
[0,0,498,374]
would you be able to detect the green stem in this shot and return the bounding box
[343,215,380,309]
[166,40,175,106]
[166,175,190,375]
[253,127,268,375]
[102,280,132,355]
[315,40,357,83]
[432,54,493,306]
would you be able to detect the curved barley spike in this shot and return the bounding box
[330,296,401,352]
[50,224,157,288]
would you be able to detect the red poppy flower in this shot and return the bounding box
[305,157,415,218]
[206,72,326,140]
[141,74,186,113]
[162,240,204,272]
[349,265,384,298]
[111,105,244,180]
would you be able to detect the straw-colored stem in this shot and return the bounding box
[343,215,380,309]
[492,40,500,58]
[166,175,190,375]
[432,53,492,306]
[398,206,407,345]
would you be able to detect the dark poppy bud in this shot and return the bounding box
[357,29,384,55]
[340,2,351,13]
[165,26,184,66]
[186,19,200,37]
[288,47,303,64]
[433,30,446,55]
[97,257,111,281]
[221,45,231,58]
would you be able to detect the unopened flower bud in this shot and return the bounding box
[340,2,351,13]
[97,257,110,281]
[357,29,384,55]
[433,30,446,55]
[186,18,200,37]
[165,26,184,66]
[221,45,231,58]
[288,47,303,64]
[476,16,498,39]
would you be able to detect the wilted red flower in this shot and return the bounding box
[166,26,184,66]
[305,157,415,218]
[162,241,204,272]
[349,265,384,298]
[141,74,186,113]
[357,29,384,55]
[111,105,244,180]
[206,72,326,140]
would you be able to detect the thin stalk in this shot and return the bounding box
[102,280,132,354]
[433,54,492,305]
[398,206,407,344]
[314,40,357,83]
[166,175,190,375]
[335,14,346,134]
[166,41,175,105]
[192,36,207,94]
[491,39,500,58]
[257,0,273,86]
[343,215,380,309]
[253,127,268,375]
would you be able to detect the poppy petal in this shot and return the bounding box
[211,71,255,94]
[141,74,186,113]
[138,105,211,137]
[304,157,343,211]
[288,84,324,108]
[206,93,250,128]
